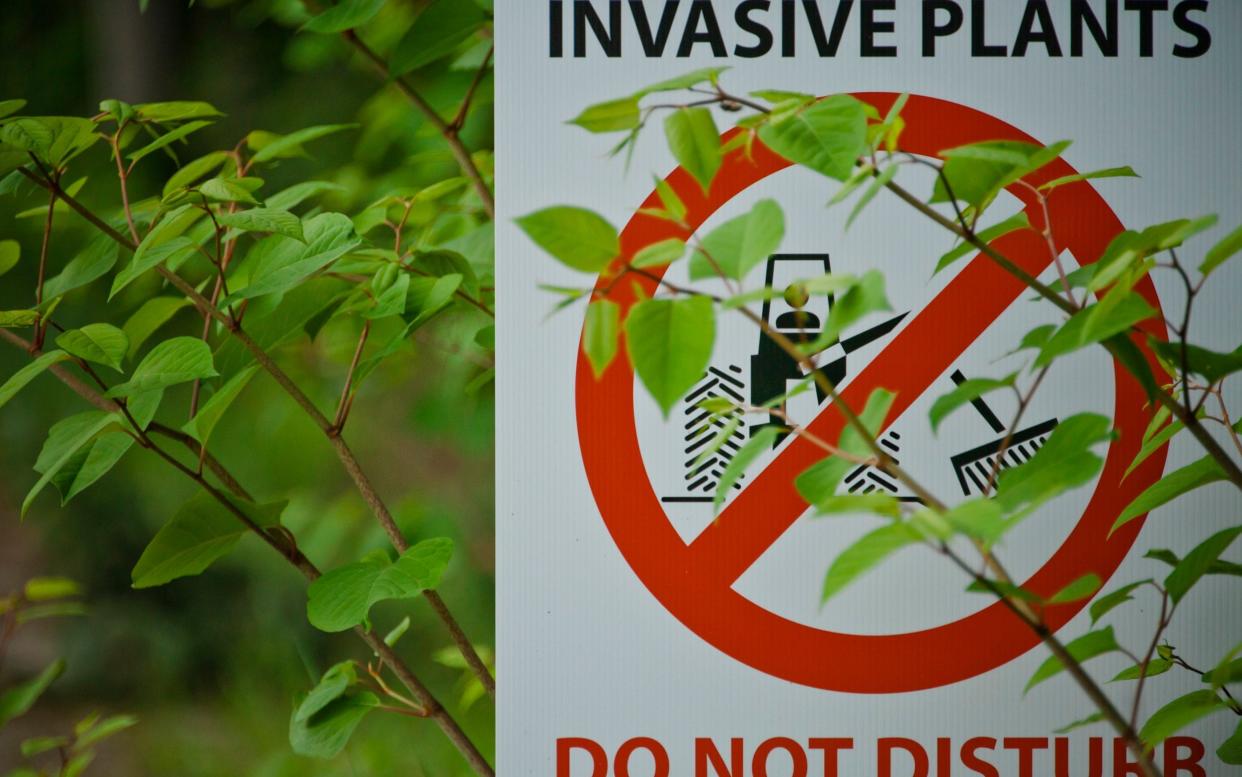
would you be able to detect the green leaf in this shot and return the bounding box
[933,141,1068,209]
[1026,627,1120,692]
[1090,580,1152,624]
[0,239,17,276]
[1146,548,1242,578]
[134,101,223,123]
[1111,659,1173,682]
[1150,340,1242,385]
[0,310,39,327]
[105,337,217,397]
[569,97,641,134]
[635,67,727,96]
[1040,166,1139,192]
[55,324,129,371]
[1048,573,1103,604]
[792,270,891,356]
[795,456,854,508]
[650,176,688,223]
[235,213,360,300]
[1164,525,1242,604]
[664,107,721,194]
[162,151,231,198]
[929,373,1016,433]
[1203,224,1242,276]
[1113,455,1227,533]
[0,660,65,727]
[582,299,619,379]
[306,538,454,632]
[249,124,356,163]
[131,493,284,588]
[1139,691,1227,748]
[1125,415,1186,479]
[218,208,305,242]
[623,296,715,417]
[0,350,70,411]
[35,413,135,504]
[757,95,868,182]
[839,387,896,457]
[1,117,100,166]
[1219,720,1242,765]
[714,427,779,512]
[288,690,378,759]
[821,522,921,603]
[517,206,619,273]
[941,499,1008,544]
[24,577,80,601]
[812,493,901,519]
[122,297,192,358]
[631,238,686,269]
[74,714,137,749]
[21,736,69,758]
[126,120,212,165]
[1055,712,1106,735]
[295,662,359,723]
[0,99,26,119]
[302,0,386,33]
[690,199,785,281]
[936,212,1031,274]
[199,176,261,205]
[1036,291,1157,367]
[265,180,346,211]
[844,164,898,231]
[43,234,120,300]
[112,204,203,298]
[997,413,1113,515]
[182,365,258,445]
[390,0,486,75]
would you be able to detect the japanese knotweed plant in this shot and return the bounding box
[0,0,496,773]
[520,71,1242,777]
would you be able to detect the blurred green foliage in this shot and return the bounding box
[0,1,495,774]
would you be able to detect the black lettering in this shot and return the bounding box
[1071,0,1118,56]
[1014,0,1063,56]
[861,0,898,56]
[782,0,797,55]
[1172,0,1211,58]
[735,0,775,57]
[677,0,728,56]
[630,0,681,56]
[1125,0,1169,57]
[550,0,564,56]
[923,0,964,56]
[803,0,854,56]
[573,0,622,57]
[971,0,1008,56]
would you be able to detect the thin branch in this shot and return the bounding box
[340,30,494,219]
[449,46,494,133]
[335,320,371,430]
[1131,588,1172,729]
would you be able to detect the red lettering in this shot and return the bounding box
[1003,737,1049,777]
[1163,737,1207,776]
[809,738,854,777]
[961,737,1000,777]
[937,738,953,776]
[1113,738,1144,777]
[754,737,808,777]
[558,738,607,777]
[879,738,929,777]
[615,737,670,777]
[696,738,743,777]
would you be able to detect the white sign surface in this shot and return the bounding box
[496,3,1242,775]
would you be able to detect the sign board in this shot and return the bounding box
[497,3,1242,775]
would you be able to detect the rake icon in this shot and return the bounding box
[947,370,1058,496]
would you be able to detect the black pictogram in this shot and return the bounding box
[947,369,1058,496]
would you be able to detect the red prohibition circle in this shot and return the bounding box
[575,94,1168,693]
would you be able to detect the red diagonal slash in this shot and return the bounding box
[575,94,1166,692]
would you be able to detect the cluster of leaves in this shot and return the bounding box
[1,577,136,777]
[0,0,497,767]
[520,71,1242,769]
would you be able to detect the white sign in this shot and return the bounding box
[497,2,1242,775]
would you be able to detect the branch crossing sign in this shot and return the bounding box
[498,4,1242,775]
